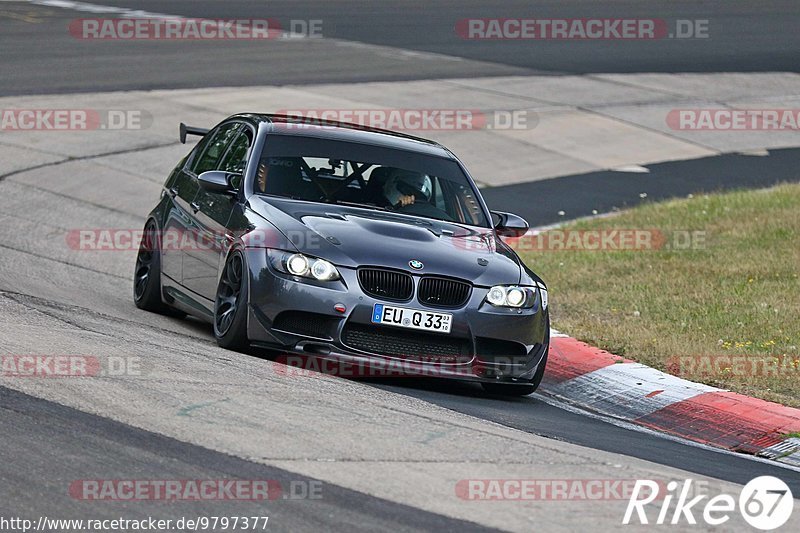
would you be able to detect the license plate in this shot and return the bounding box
[371,304,452,334]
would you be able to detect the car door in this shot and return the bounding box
[182,122,250,301]
[160,132,217,283]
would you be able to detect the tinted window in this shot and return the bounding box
[255,135,489,227]
[191,123,241,175]
[218,129,253,190]
[183,131,215,173]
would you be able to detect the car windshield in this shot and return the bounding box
[254,133,489,227]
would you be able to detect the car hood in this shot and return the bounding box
[250,197,522,286]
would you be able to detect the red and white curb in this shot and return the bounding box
[542,330,800,466]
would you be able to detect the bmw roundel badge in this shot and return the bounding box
[409,259,424,270]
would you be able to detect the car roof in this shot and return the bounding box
[231,113,456,160]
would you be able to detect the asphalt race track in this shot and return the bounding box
[1,386,498,532]
[483,147,800,227]
[2,0,800,95]
[373,378,800,494]
[1,1,799,531]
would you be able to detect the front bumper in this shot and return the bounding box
[244,249,549,383]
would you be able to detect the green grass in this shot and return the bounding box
[519,183,800,407]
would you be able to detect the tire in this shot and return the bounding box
[481,321,550,397]
[133,220,185,318]
[213,249,250,351]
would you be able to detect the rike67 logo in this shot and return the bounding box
[624,476,794,530]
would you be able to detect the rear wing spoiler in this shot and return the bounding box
[179,122,210,143]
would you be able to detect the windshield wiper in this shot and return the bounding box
[328,200,392,211]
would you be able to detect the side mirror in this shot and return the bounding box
[198,171,238,194]
[491,211,529,237]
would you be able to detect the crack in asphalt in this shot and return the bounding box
[3,178,147,218]
[0,289,217,351]
[0,205,81,232]
[0,138,71,159]
[3,288,104,334]
[0,140,179,182]
[0,242,129,280]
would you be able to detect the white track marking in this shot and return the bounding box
[611,164,650,173]
[533,392,800,475]
[545,362,721,419]
[760,437,800,467]
[25,0,176,18]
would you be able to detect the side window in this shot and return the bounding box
[433,176,445,210]
[219,128,253,189]
[190,123,241,175]
[183,130,215,173]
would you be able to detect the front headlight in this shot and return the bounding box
[485,285,537,308]
[310,257,338,280]
[287,254,309,276]
[268,250,341,281]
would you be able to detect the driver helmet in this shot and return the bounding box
[383,168,433,206]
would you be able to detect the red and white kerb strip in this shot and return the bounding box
[543,331,800,465]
